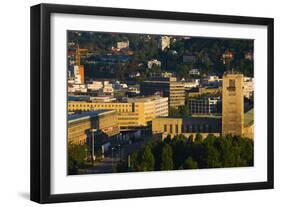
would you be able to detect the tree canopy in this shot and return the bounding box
[125,134,253,173]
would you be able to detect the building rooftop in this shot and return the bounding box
[68,110,115,123]
[126,95,168,103]
[68,95,90,101]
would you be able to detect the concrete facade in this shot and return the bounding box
[222,72,244,136]
[152,116,221,139]
[68,110,120,144]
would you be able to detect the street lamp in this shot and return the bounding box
[118,144,121,162]
[111,147,115,167]
[90,129,97,165]
[84,148,88,161]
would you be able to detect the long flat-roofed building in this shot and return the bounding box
[68,110,119,144]
[68,96,168,131]
[152,116,221,140]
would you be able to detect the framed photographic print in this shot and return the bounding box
[30,3,274,203]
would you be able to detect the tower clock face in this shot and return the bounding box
[228,79,236,91]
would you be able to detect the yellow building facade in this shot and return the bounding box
[68,96,168,131]
[68,110,119,144]
[152,117,221,140]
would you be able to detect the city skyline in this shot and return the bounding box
[67,30,254,175]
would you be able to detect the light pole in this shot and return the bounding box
[118,144,121,162]
[90,129,97,165]
[84,148,88,161]
[111,147,114,168]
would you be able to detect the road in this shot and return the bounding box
[84,157,118,174]
[83,137,155,174]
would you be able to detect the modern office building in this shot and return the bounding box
[188,97,221,115]
[140,77,185,108]
[68,110,120,144]
[68,96,168,131]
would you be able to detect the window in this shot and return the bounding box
[175,125,178,134]
[229,79,235,87]
[164,124,167,132]
[170,124,173,133]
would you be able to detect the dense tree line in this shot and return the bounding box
[122,134,253,172]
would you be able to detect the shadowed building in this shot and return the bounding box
[152,116,221,140]
[68,110,119,144]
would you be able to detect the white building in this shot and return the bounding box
[183,79,200,89]
[99,83,114,95]
[68,84,87,93]
[189,68,200,76]
[202,75,222,87]
[117,40,129,50]
[74,65,83,84]
[90,96,116,102]
[87,81,103,91]
[127,96,169,117]
[160,36,170,51]
[148,59,161,69]
[244,77,254,98]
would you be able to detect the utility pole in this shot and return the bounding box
[128,155,130,169]
[90,129,97,165]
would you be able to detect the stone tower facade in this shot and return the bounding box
[222,72,244,136]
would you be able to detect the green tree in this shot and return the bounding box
[163,134,172,144]
[150,64,162,74]
[195,133,203,143]
[129,151,140,171]
[204,145,221,168]
[169,107,181,117]
[139,145,155,171]
[68,143,89,175]
[171,135,186,169]
[160,144,174,170]
[183,156,198,169]
[187,134,194,143]
[179,105,189,117]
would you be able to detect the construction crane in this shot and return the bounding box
[75,42,88,66]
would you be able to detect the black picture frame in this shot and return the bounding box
[30,3,274,204]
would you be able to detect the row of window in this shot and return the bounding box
[163,124,212,134]
[69,104,132,108]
